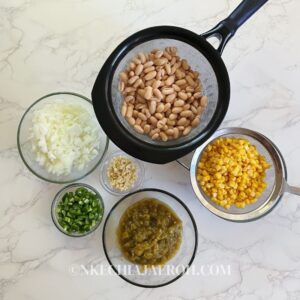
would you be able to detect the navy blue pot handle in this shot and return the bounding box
[202,0,268,54]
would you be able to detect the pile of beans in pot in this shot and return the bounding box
[119,47,208,142]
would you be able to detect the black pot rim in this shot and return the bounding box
[92,25,230,164]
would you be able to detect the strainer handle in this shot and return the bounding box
[202,0,268,54]
[286,184,300,196]
[176,159,190,171]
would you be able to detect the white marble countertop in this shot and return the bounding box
[1,0,300,299]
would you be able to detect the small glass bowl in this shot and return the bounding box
[99,150,145,195]
[102,188,198,288]
[51,183,104,237]
[17,92,109,184]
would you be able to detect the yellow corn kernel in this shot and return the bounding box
[197,137,270,210]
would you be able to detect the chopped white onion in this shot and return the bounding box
[30,100,100,176]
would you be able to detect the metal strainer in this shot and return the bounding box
[189,127,300,222]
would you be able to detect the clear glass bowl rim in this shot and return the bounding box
[17,91,109,184]
[99,150,145,195]
[51,182,105,237]
[102,188,198,288]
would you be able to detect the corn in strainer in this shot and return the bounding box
[189,127,300,222]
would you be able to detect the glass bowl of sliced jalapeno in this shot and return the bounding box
[51,183,104,237]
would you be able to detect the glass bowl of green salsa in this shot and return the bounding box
[102,188,198,287]
[51,183,104,237]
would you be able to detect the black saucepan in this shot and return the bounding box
[92,0,268,164]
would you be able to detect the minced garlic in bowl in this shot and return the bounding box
[107,156,137,191]
[100,151,145,195]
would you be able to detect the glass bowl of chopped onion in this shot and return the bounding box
[17,92,109,183]
[99,150,145,195]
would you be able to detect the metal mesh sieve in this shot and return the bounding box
[190,127,291,222]
[111,38,219,147]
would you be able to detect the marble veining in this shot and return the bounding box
[1,0,300,299]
